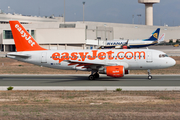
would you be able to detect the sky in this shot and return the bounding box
[0,0,180,26]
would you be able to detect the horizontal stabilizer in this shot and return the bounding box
[6,52,31,58]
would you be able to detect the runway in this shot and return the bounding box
[0,75,180,91]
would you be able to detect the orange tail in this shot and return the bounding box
[9,21,47,52]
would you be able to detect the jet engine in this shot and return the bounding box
[105,66,125,78]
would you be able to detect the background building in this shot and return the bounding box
[0,12,180,52]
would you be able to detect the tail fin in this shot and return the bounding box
[144,28,160,41]
[9,21,47,52]
[158,33,165,44]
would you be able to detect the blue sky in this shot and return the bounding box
[1,0,180,26]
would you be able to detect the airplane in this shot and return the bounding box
[99,33,165,49]
[7,21,176,80]
[158,33,165,44]
[102,28,161,49]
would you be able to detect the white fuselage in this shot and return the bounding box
[107,40,157,48]
[7,49,176,72]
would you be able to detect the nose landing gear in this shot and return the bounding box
[148,69,152,80]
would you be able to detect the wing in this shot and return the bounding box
[64,60,129,71]
[65,60,107,70]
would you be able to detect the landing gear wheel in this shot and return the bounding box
[88,75,95,80]
[94,73,99,78]
[148,75,152,80]
[147,69,152,80]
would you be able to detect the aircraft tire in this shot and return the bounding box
[94,73,99,78]
[88,75,95,80]
[148,75,152,80]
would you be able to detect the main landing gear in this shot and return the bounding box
[88,71,99,80]
[148,69,152,80]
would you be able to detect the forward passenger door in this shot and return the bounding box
[146,51,153,63]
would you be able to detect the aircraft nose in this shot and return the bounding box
[169,58,176,66]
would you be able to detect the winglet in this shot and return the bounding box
[9,21,47,52]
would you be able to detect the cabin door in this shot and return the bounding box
[146,52,153,63]
[41,52,47,63]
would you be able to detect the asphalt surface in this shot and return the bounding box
[0,74,180,86]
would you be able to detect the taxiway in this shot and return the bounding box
[0,74,180,86]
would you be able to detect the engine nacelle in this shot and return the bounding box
[105,66,124,78]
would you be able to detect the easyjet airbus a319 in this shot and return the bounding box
[7,21,176,80]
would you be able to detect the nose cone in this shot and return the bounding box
[169,58,176,67]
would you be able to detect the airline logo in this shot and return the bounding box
[113,70,120,73]
[51,50,146,63]
[153,33,158,39]
[159,34,164,41]
[107,42,125,45]
[15,24,35,47]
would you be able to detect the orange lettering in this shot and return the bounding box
[52,52,60,61]
[88,50,97,60]
[117,52,124,60]
[125,51,133,60]
[58,52,69,63]
[71,52,78,60]
[134,51,145,59]
[98,52,106,60]
[51,51,146,63]
[107,51,114,60]
[79,52,88,61]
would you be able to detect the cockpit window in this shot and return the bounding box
[159,54,168,58]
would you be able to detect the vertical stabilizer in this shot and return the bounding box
[144,28,160,41]
[158,33,165,44]
[9,21,47,52]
